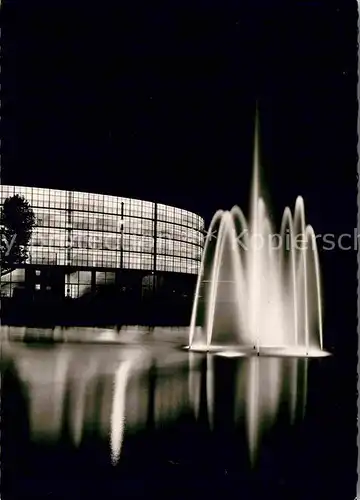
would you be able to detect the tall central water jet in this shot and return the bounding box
[189,115,324,357]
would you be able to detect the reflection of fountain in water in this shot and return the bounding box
[189,116,326,358]
[188,353,309,463]
[243,357,308,462]
[188,352,201,420]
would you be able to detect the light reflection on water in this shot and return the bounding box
[2,328,309,467]
[2,327,356,500]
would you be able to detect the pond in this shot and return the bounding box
[1,327,357,500]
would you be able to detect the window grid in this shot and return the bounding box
[2,186,204,274]
[0,268,26,297]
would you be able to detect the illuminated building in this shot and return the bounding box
[0,185,205,299]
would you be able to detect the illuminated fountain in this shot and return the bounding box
[188,116,329,358]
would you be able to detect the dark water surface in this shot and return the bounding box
[1,329,357,500]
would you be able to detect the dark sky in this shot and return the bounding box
[2,0,357,229]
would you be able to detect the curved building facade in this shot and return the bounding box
[1,185,204,299]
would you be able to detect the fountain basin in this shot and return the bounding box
[183,344,331,358]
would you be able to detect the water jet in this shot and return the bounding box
[189,113,328,358]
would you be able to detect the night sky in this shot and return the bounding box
[3,1,356,221]
[2,1,358,338]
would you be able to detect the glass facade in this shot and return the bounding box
[1,185,204,277]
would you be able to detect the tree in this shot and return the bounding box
[1,195,36,277]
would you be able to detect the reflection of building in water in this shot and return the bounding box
[9,346,135,444]
[110,360,134,464]
[153,367,190,425]
[64,357,113,445]
[13,346,72,441]
[9,345,195,465]
[123,371,151,430]
[111,357,193,465]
